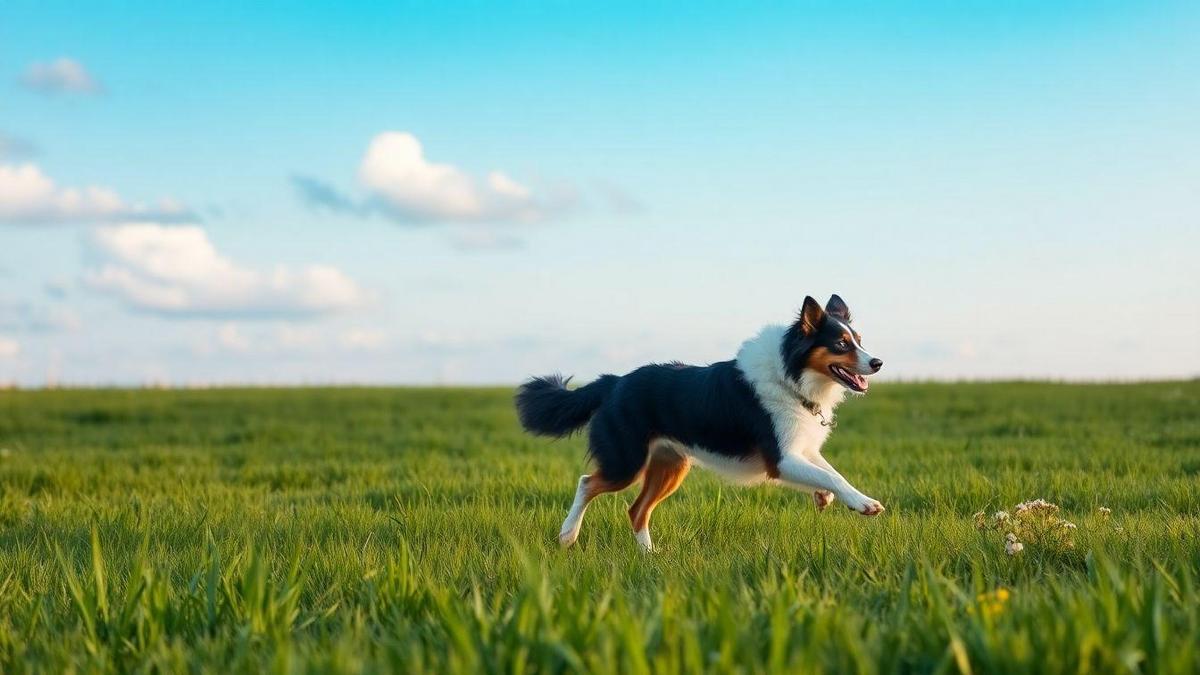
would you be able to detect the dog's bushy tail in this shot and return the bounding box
[515,374,618,437]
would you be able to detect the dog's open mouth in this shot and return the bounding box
[829,364,869,393]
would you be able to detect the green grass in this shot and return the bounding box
[0,381,1197,673]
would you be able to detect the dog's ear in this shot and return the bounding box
[797,295,825,336]
[825,294,852,323]
[783,297,824,375]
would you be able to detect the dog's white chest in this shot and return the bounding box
[770,403,833,459]
[793,410,833,452]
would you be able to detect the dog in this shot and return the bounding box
[515,294,884,551]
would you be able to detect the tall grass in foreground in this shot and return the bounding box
[0,382,1197,672]
[5,529,1197,673]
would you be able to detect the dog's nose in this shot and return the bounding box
[869,358,883,372]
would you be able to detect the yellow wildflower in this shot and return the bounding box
[971,588,1012,618]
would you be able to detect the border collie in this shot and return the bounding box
[515,295,885,551]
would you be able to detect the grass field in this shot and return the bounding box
[0,381,1197,673]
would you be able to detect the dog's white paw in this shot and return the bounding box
[813,490,835,511]
[634,529,653,552]
[844,493,885,516]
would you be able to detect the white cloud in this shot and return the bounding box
[340,328,387,350]
[20,58,102,95]
[276,324,324,350]
[0,337,19,359]
[358,132,548,223]
[216,323,252,352]
[293,131,595,235]
[85,222,367,317]
[0,162,189,224]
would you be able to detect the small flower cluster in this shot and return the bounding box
[1014,498,1057,515]
[1004,533,1024,555]
[1096,506,1124,532]
[973,510,1011,529]
[974,498,1077,555]
[969,588,1012,617]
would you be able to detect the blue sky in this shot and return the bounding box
[1,1,1197,385]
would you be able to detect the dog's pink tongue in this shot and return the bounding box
[845,370,868,391]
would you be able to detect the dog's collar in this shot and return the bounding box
[777,371,838,427]
[797,392,836,428]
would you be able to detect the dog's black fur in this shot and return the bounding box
[517,361,779,485]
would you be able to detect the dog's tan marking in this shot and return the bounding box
[583,471,640,500]
[559,469,641,547]
[756,446,781,479]
[628,441,690,536]
[807,345,860,379]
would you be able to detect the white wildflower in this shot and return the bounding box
[1014,498,1058,514]
[1006,540,1024,555]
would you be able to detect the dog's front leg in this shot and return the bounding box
[776,455,884,516]
[807,453,846,511]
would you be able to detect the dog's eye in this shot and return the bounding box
[836,339,849,350]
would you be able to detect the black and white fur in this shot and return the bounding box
[516,295,884,551]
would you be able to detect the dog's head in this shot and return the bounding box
[781,294,882,393]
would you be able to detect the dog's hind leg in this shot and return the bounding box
[628,441,691,552]
[558,472,637,547]
[560,408,652,547]
[558,475,594,546]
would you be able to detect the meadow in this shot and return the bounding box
[0,381,1197,673]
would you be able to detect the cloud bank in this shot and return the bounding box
[293,132,581,226]
[20,58,103,95]
[0,163,189,225]
[359,132,548,223]
[85,223,367,318]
